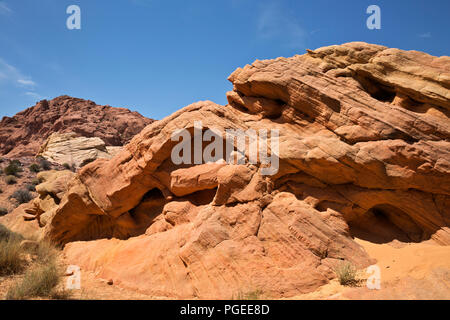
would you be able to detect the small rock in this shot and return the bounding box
[107,279,114,286]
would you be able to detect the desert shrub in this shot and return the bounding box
[80,158,95,167]
[10,160,21,166]
[62,163,71,170]
[10,189,33,204]
[31,178,40,186]
[6,263,60,299]
[5,175,17,185]
[0,239,26,276]
[38,158,52,171]
[35,240,59,265]
[3,162,22,176]
[334,262,358,286]
[26,184,36,192]
[0,207,8,216]
[0,224,23,242]
[29,163,41,173]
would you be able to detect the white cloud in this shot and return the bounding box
[17,79,36,87]
[0,57,43,100]
[0,58,37,88]
[25,91,45,100]
[257,2,306,49]
[418,32,432,38]
[0,2,12,15]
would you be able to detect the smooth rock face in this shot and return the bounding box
[37,132,123,168]
[14,42,450,299]
[0,96,153,157]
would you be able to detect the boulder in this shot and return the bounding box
[37,132,123,168]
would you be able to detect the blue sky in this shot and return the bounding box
[0,0,449,119]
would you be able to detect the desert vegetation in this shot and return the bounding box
[10,189,33,205]
[4,175,17,185]
[3,161,23,177]
[334,262,359,287]
[0,207,7,216]
[0,224,69,300]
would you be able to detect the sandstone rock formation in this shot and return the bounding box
[5,42,449,299]
[0,96,153,157]
[0,169,75,237]
[37,132,122,168]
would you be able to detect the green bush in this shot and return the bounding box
[5,175,17,185]
[38,158,52,171]
[62,163,71,170]
[29,163,41,173]
[0,207,7,216]
[31,178,40,186]
[26,184,36,192]
[10,189,33,204]
[3,162,22,176]
[6,263,60,299]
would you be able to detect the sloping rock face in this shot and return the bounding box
[13,42,450,299]
[37,132,122,168]
[0,96,153,157]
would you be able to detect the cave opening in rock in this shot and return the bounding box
[349,204,426,244]
[355,75,396,103]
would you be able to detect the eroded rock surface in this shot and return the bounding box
[37,132,122,168]
[0,96,153,157]
[9,42,450,299]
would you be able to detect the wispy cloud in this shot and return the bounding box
[0,58,36,87]
[0,1,12,15]
[418,32,432,38]
[0,57,43,100]
[17,79,36,87]
[257,2,306,49]
[25,91,45,100]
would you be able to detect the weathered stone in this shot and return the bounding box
[37,132,123,168]
[9,42,450,299]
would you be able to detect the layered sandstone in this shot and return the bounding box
[37,132,122,168]
[4,42,449,299]
[0,96,153,157]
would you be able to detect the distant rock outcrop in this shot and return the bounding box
[0,96,153,157]
[2,42,449,299]
[37,132,122,168]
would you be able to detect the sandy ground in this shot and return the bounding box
[290,238,450,300]
[62,238,450,300]
[2,237,449,300]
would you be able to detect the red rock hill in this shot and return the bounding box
[0,95,154,157]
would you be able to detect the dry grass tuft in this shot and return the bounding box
[0,239,26,276]
[6,263,60,300]
[334,262,359,286]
